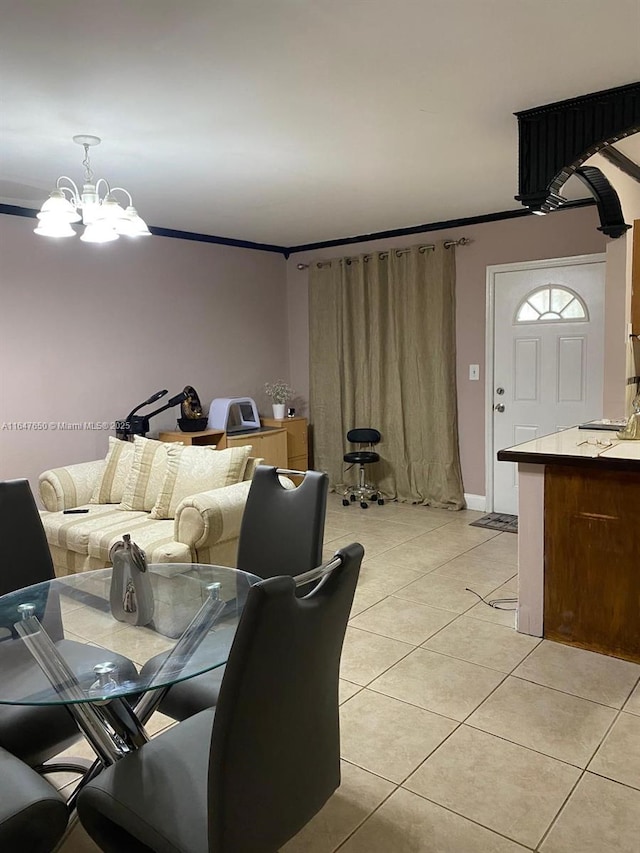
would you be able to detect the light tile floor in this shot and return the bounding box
[56,495,640,852]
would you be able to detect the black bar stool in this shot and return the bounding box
[342,428,384,509]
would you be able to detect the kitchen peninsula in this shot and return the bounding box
[498,427,640,663]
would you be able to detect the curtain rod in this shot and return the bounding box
[295,237,471,270]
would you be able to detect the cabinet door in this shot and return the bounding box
[288,454,308,484]
[263,417,308,467]
[226,431,288,468]
[289,454,308,472]
[286,420,308,462]
[259,430,288,467]
[544,465,640,663]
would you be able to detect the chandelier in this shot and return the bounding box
[35,135,151,243]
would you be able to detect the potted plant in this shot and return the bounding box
[264,380,294,419]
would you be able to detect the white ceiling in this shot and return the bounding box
[1,0,639,247]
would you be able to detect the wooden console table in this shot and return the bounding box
[158,429,223,447]
[218,427,287,468]
[158,427,288,468]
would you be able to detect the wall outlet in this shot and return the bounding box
[469,364,480,381]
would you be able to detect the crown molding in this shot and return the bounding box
[0,198,598,256]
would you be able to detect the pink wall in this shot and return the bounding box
[0,205,614,501]
[0,213,287,493]
[286,205,608,497]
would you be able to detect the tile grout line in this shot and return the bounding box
[583,765,640,793]
[344,553,531,712]
[533,768,586,851]
[343,593,637,846]
[385,630,594,849]
[331,783,400,853]
[417,610,532,652]
[389,569,519,617]
[362,782,538,852]
[363,629,600,769]
[508,671,636,712]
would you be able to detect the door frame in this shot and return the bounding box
[484,252,606,513]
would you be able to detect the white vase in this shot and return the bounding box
[272,403,286,419]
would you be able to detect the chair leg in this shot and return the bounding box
[342,464,382,508]
[35,758,94,777]
[358,465,369,508]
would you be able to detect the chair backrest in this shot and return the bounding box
[236,465,328,580]
[346,428,381,446]
[0,480,56,595]
[0,479,63,640]
[208,542,363,853]
[0,747,69,852]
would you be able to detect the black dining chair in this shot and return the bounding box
[0,746,69,852]
[77,542,363,853]
[342,428,384,509]
[148,465,329,722]
[0,479,137,768]
[233,465,328,585]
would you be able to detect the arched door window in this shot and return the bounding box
[515,285,588,324]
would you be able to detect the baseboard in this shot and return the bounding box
[464,493,486,512]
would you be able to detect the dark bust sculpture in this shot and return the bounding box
[178,386,208,432]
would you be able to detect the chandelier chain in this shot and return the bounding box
[82,144,94,183]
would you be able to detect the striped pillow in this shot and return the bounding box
[90,437,135,504]
[150,444,252,520]
[119,436,180,513]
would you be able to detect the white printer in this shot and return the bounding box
[207,397,261,433]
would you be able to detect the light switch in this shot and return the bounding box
[469,364,480,381]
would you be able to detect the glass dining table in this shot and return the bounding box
[0,563,260,770]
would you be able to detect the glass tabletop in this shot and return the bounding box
[0,563,260,706]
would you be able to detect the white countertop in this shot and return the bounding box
[500,426,640,463]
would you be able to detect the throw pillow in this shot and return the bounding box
[90,436,135,504]
[119,436,180,513]
[150,444,252,520]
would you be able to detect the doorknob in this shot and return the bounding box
[494,403,505,413]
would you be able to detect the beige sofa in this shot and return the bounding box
[39,456,263,577]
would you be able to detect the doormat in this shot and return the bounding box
[469,513,518,534]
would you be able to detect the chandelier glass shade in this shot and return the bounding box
[35,135,151,242]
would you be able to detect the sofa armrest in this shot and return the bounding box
[174,480,253,550]
[39,460,105,511]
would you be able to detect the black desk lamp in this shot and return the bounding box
[116,390,188,440]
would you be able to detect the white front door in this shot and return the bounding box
[489,255,605,515]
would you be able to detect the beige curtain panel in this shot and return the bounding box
[309,241,464,509]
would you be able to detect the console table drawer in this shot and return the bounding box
[224,429,288,468]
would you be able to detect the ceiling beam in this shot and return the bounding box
[600,144,640,184]
[573,166,631,238]
[515,82,640,235]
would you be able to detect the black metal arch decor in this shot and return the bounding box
[515,82,640,237]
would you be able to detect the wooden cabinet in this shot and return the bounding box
[544,465,640,663]
[217,428,288,468]
[262,417,308,471]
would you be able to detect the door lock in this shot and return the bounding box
[496,387,505,395]
[494,403,506,413]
